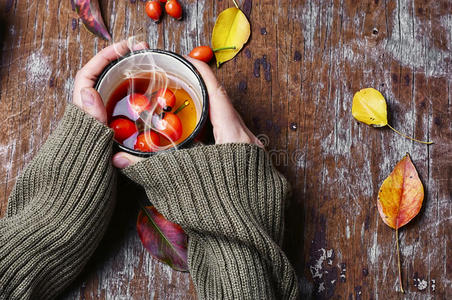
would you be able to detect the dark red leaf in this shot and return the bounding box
[136,206,188,271]
[74,0,111,40]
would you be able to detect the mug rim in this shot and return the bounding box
[94,49,209,157]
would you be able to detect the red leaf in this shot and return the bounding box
[136,206,188,271]
[74,0,111,40]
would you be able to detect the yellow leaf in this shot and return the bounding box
[352,87,433,144]
[352,88,388,127]
[212,7,250,67]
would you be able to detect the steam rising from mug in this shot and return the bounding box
[118,54,179,151]
[95,37,208,156]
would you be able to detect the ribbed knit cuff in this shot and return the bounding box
[122,143,298,299]
[122,144,285,240]
[1,104,117,300]
[6,103,113,217]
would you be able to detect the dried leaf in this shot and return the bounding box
[74,0,111,40]
[211,7,250,67]
[352,88,388,127]
[352,88,433,144]
[377,154,424,229]
[377,153,424,292]
[137,206,188,272]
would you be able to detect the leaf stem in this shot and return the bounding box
[136,198,155,227]
[396,228,405,293]
[174,100,190,114]
[387,124,433,145]
[213,46,237,52]
[140,204,153,224]
[232,0,239,8]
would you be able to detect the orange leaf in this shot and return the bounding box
[377,153,424,293]
[377,154,424,229]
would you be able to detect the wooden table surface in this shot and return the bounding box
[0,0,451,299]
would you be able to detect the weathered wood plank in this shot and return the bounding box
[0,0,450,299]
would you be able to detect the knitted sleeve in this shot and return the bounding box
[0,104,117,300]
[122,143,299,299]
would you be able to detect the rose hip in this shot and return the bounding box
[145,1,162,22]
[189,46,214,63]
[155,88,176,111]
[165,0,182,20]
[109,118,137,142]
[189,46,237,63]
[152,112,182,142]
[129,93,151,114]
[135,131,161,152]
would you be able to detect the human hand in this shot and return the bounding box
[112,57,263,169]
[72,39,148,123]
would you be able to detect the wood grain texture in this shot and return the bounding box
[0,0,451,299]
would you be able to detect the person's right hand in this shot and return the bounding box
[112,57,263,169]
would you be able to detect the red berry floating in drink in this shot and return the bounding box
[109,118,137,142]
[152,112,183,142]
[128,93,151,118]
[155,88,176,111]
[134,131,161,152]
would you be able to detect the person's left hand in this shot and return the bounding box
[72,39,148,123]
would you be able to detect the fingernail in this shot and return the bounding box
[81,88,94,107]
[113,156,131,168]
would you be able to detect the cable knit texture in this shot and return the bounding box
[122,143,299,299]
[0,104,117,300]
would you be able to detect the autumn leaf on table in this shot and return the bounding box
[74,0,111,40]
[352,88,433,144]
[137,206,188,272]
[377,154,424,293]
[212,0,251,67]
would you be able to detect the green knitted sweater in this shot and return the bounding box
[0,104,298,299]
